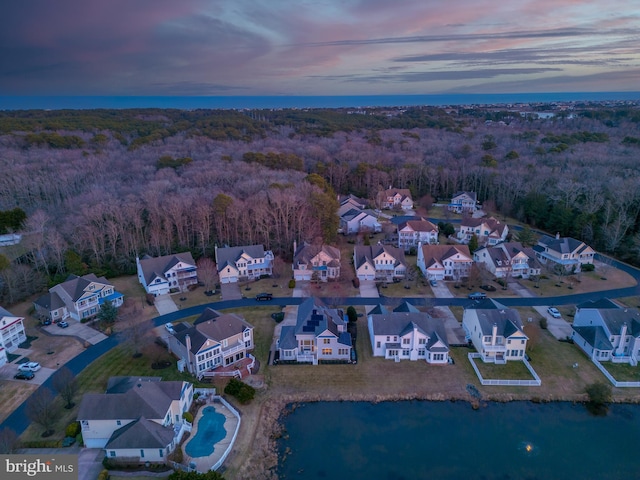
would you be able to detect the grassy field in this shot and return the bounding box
[601,362,640,382]
[471,357,536,380]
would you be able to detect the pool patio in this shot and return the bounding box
[185,397,240,472]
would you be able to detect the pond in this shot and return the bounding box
[278,401,640,480]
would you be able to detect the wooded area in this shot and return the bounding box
[1,104,639,304]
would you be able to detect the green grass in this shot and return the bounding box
[600,362,640,382]
[471,358,535,380]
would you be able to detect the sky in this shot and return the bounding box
[1,0,639,96]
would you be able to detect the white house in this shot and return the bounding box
[456,217,508,246]
[278,298,352,364]
[368,304,449,364]
[337,194,368,217]
[533,233,595,273]
[292,242,341,282]
[136,253,198,296]
[417,244,473,281]
[572,299,640,365]
[397,217,439,251]
[473,242,541,279]
[449,191,478,214]
[0,306,26,359]
[77,376,193,461]
[353,244,407,282]
[339,208,381,234]
[166,308,254,376]
[462,299,528,364]
[34,274,124,322]
[378,188,413,210]
[215,244,274,284]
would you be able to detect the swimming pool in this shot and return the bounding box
[185,405,227,458]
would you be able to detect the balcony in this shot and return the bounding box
[482,344,506,353]
[222,341,247,357]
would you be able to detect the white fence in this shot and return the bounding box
[592,359,640,388]
[467,353,541,386]
[211,395,242,472]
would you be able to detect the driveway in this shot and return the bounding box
[430,281,454,298]
[220,282,242,300]
[43,322,108,345]
[292,280,309,297]
[154,294,178,314]
[0,364,56,385]
[359,280,379,298]
[534,306,574,340]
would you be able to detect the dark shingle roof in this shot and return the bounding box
[369,312,449,351]
[573,326,613,351]
[470,306,527,338]
[175,308,252,354]
[33,292,65,311]
[216,244,267,269]
[538,235,589,255]
[393,301,420,313]
[105,417,174,450]
[138,253,196,285]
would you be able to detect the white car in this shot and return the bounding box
[547,307,561,318]
[18,362,41,372]
[165,323,175,334]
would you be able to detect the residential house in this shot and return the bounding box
[166,308,254,376]
[378,188,413,211]
[417,244,473,281]
[77,376,193,461]
[462,299,528,363]
[136,253,198,296]
[34,274,124,322]
[337,194,368,217]
[339,208,381,234]
[397,217,439,251]
[473,242,541,279]
[277,298,352,364]
[353,244,407,282]
[456,217,508,246]
[367,304,449,363]
[215,244,274,284]
[292,241,341,282]
[0,233,21,246]
[449,191,478,214]
[572,299,640,365]
[0,306,26,363]
[533,233,595,273]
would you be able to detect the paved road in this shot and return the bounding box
[2,253,639,438]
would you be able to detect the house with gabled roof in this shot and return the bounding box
[572,299,640,366]
[533,233,595,273]
[166,308,254,377]
[417,244,473,281]
[277,298,352,365]
[136,253,198,296]
[462,299,528,364]
[473,242,541,279]
[77,376,193,461]
[457,216,508,246]
[367,304,449,363]
[292,241,341,282]
[353,244,407,282]
[34,273,123,322]
[378,187,413,211]
[338,194,368,217]
[397,217,439,251]
[449,191,478,214]
[339,208,381,234]
[215,244,274,284]
[0,306,25,362]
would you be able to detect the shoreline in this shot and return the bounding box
[227,389,640,480]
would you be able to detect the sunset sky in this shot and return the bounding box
[1,0,639,96]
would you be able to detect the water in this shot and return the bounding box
[278,401,640,480]
[0,92,638,110]
[184,405,227,458]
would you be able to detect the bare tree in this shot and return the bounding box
[197,257,218,293]
[26,388,57,436]
[119,311,151,358]
[0,428,18,454]
[52,367,78,409]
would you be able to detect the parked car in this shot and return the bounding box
[468,292,487,300]
[256,292,273,301]
[165,322,175,334]
[57,320,69,328]
[14,370,35,380]
[18,362,41,372]
[429,279,437,287]
[41,318,52,326]
[547,307,561,318]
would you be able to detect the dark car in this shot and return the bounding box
[41,318,52,326]
[256,293,273,301]
[468,292,487,300]
[58,320,69,328]
[14,370,35,380]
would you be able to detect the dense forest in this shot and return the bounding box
[1,104,639,304]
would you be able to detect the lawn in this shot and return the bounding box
[519,266,636,298]
[471,357,536,380]
[600,362,640,382]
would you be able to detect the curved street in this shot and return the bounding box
[2,254,639,437]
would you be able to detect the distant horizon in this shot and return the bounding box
[1,91,639,111]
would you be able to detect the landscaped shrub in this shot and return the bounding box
[97,469,110,480]
[182,411,194,423]
[171,445,183,464]
[539,318,548,329]
[76,433,83,447]
[224,378,256,404]
[582,263,595,272]
[346,306,358,324]
[224,378,243,396]
[288,279,296,289]
[352,277,360,288]
[65,421,80,438]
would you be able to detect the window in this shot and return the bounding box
[402,349,409,356]
[116,420,121,426]
[376,341,381,348]
[521,340,525,345]
[402,338,410,345]
[110,451,115,457]
[418,338,426,345]
[386,336,390,341]
[140,450,144,458]
[322,348,332,355]
[323,338,330,344]
[159,449,164,458]
[418,349,425,356]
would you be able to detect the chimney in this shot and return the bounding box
[214,244,218,263]
[185,334,192,372]
[491,323,498,346]
[555,232,560,240]
[618,323,628,356]
[293,240,297,254]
